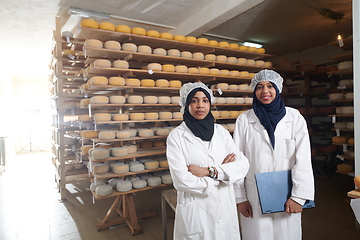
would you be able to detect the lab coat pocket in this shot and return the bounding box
[176,200,202,236]
[285,138,296,159]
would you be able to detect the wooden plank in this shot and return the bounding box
[90,148,166,162]
[91,135,167,143]
[329,52,353,62]
[348,189,360,198]
[93,167,169,180]
[327,68,353,76]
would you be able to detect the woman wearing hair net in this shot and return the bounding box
[166,82,249,240]
[233,69,314,240]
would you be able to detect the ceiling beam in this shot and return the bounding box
[170,0,266,37]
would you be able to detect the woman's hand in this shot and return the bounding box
[188,164,208,177]
[222,153,236,164]
[237,201,253,218]
[285,198,303,215]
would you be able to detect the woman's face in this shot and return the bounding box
[188,91,210,120]
[255,81,277,104]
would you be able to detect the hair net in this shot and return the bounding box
[179,82,214,113]
[249,69,283,93]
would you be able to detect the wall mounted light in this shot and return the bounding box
[242,42,263,48]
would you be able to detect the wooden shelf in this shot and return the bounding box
[327,68,353,76]
[331,128,354,132]
[90,148,166,162]
[92,167,169,180]
[329,99,354,103]
[329,52,353,62]
[91,135,167,143]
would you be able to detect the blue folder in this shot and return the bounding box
[254,170,315,214]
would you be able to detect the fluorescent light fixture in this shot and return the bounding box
[243,42,262,48]
[68,7,110,20]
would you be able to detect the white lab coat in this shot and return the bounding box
[167,122,249,240]
[233,107,314,240]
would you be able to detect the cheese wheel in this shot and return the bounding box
[145,112,159,120]
[168,49,180,57]
[257,48,266,53]
[159,112,172,119]
[90,96,109,104]
[188,67,199,74]
[129,113,145,120]
[332,136,348,143]
[211,111,220,118]
[109,96,125,104]
[216,97,226,104]
[139,129,154,137]
[160,32,173,40]
[334,122,348,129]
[209,68,220,75]
[227,57,237,63]
[89,76,108,85]
[112,162,129,173]
[249,73,256,79]
[147,176,161,187]
[130,163,145,172]
[173,35,185,41]
[235,97,245,104]
[348,138,355,144]
[142,96,157,104]
[79,115,93,122]
[193,52,204,60]
[219,70,230,76]
[205,54,216,61]
[264,62,272,68]
[208,40,218,46]
[94,59,111,68]
[255,60,265,67]
[339,79,353,86]
[111,147,128,158]
[229,43,239,49]
[94,113,111,122]
[347,122,354,129]
[237,58,247,65]
[338,61,353,70]
[98,131,116,140]
[146,30,160,37]
[158,96,171,104]
[218,41,229,48]
[159,160,169,168]
[345,93,354,99]
[109,77,125,86]
[113,60,129,69]
[169,80,182,88]
[197,38,208,45]
[226,97,236,104]
[156,128,171,136]
[185,36,197,43]
[171,96,181,104]
[342,107,354,114]
[92,148,110,160]
[99,22,115,31]
[126,78,141,86]
[93,163,110,174]
[153,48,166,55]
[147,63,162,71]
[81,145,93,155]
[220,111,230,118]
[122,43,137,52]
[172,112,182,119]
[227,123,236,131]
[133,180,147,189]
[180,51,192,58]
[153,140,166,147]
[141,79,155,87]
[156,79,169,87]
[115,25,131,33]
[162,64,175,72]
[131,27,146,35]
[140,141,153,148]
[240,71,250,77]
[175,65,188,73]
[85,39,103,48]
[95,185,113,197]
[246,59,255,66]
[162,174,172,184]
[81,131,98,138]
[248,47,257,52]
[244,97,253,104]
[137,45,152,54]
[336,107,343,114]
[115,130,131,139]
[144,160,160,170]
[217,83,229,90]
[238,84,248,91]
[229,84,239,90]
[199,67,210,75]
[127,95,143,104]
[112,114,129,121]
[116,181,132,192]
[80,99,90,108]
[81,19,98,29]
[126,145,137,154]
[238,45,248,51]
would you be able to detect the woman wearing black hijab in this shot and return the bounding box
[166,82,249,240]
[233,70,314,240]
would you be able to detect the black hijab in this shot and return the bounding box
[183,88,214,141]
[252,83,286,149]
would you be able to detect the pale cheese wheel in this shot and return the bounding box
[229,84,239,90]
[246,59,255,66]
[128,95,143,104]
[171,96,181,104]
[122,43,137,52]
[168,49,181,57]
[90,182,101,192]
[216,55,227,62]
[199,67,210,75]
[216,97,226,104]
[208,40,218,46]
[112,114,129,121]
[115,25,131,33]
[218,41,230,48]
[113,60,129,69]
[255,60,265,67]
[145,160,160,170]
[172,112,182,119]
[211,111,220,118]
[79,115,93,122]
[99,22,115,31]
[334,122,347,129]
[339,79,353,86]
[130,163,145,172]
[94,113,111,122]
[264,62,273,68]
[226,97,236,104]
[347,122,354,129]
[147,30,160,37]
[240,71,250,77]
[132,44,150,54]
[126,145,137,153]
[147,176,161,187]
[188,67,199,74]
[93,163,110,173]
[342,107,354,114]
[141,79,155,87]
[175,65,188,73]
[81,145,93,155]
[116,181,132,192]
[94,178,108,186]
[235,97,245,104]
[244,97,253,104]
[238,84,249,91]
[144,96,158,104]
[219,111,230,118]
[109,77,125,86]
[185,36,197,43]
[104,40,121,50]
[180,51,192,58]
[239,45,248,51]
[162,64,175,72]
[81,131,98,138]
[133,180,147,189]
[156,128,171,136]
[125,78,141,86]
[161,174,172,184]
[205,54,216,61]
[227,57,237,64]
[209,68,220,75]
[129,113,145,120]
[145,112,159,120]
[109,96,125,104]
[85,39,103,48]
[159,160,169,168]
[217,83,229,90]
[89,76,108,85]
[227,123,236,131]
[159,112,172,119]
[81,19,98,29]
[147,63,162,71]
[112,162,129,174]
[237,58,247,65]
[338,61,353,70]
[94,59,111,68]
[96,185,113,197]
[139,129,154,137]
[98,131,116,140]
[158,96,171,104]
[160,32,173,40]
[193,52,204,60]
[153,48,166,56]
[197,38,209,45]
[111,147,128,158]
[345,93,354,99]
[169,80,182,88]
[219,70,230,76]
[336,107,343,114]
[156,79,169,87]
[90,96,109,104]
[115,130,131,139]
[131,27,146,35]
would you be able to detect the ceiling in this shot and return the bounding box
[0,0,353,77]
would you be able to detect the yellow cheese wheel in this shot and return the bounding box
[113,60,129,69]
[239,45,248,51]
[139,129,154,137]
[99,22,115,31]
[160,32,173,40]
[168,49,180,57]
[265,62,273,69]
[211,111,220,118]
[81,145,93,155]
[188,67,199,74]
[98,131,116,140]
[89,76,108,85]
[147,30,160,37]
[145,161,160,170]
[115,130,132,139]
[144,96,158,104]
[162,64,175,72]
[218,41,230,48]
[141,79,155,87]
[348,138,354,144]
[229,43,239,49]
[94,59,111,68]
[159,160,169,168]
[199,67,210,75]
[131,27,146,35]
[229,111,239,118]
[84,39,103,48]
[159,112,172,119]
[209,68,220,75]
[208,40,218,46]
[129,113,145,120]
[257,48,266,54]
[90,96,109,104]
[156,79,169,87]
[248,47,257,52]
[127,95,143,104]
[169,80,182,88]
[147,63,162,71]
[240,71,250,77]
[112,114,129,121]
[249,73,256,78]
[81,131,98,138]
[219,70,230,76]
[197,38,209,45]
[94,113,111,122]
[80,19,98,29]
[109,77,125,86]
[125,78,141,86]
[115,25,131,33]
[145,112,159,120]
[175,65,188,73]
[185,36,197,43]
[173,35,186,41]
[79,115,93,122]
[332,136,348,144]
[219,111,230,118]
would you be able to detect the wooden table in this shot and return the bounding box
[161,189,177,240]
